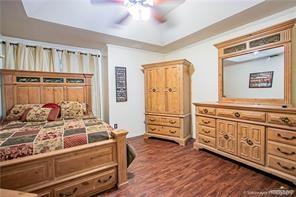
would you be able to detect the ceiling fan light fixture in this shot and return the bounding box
[124,0,153,21]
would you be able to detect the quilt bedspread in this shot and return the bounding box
[0,116,113,161]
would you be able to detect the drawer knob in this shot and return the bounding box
[201,139,210,143]
[149,119,156,122]
[168,88,173,92]
[59,188,78,197]
[169,120,177,124]
[277,162,295,171]
[280,117,294,126]
[98,175,113,184]
[246,139,254,146]
[202,120,210,124]
[82,181,89,186]
[202,129,210,134]
[203,109,208,114]
[150,128,157,131]
[152,88,156,92]
[224,134,229,140]
[234,112,241,118]
[277,133,296,141]
[277,147,296,156]
[169,130,176,134]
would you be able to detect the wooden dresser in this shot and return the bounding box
[142,59,193,146]
[194,103,296,183]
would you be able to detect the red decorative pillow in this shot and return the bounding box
[47,108,60,121]
[42,103,59,109]
[42,103,61,121]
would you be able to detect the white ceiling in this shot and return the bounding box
[22,0,266,46]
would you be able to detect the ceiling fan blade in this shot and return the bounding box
[91,0,124,4]
[152,9,167,23]
[115,12,131,24]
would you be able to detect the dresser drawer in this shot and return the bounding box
[147,125,180,137]
[216,109,266,122]
[267,155,296,176]
[267,128,296,146]
[197,116,216,128]
[199,134,215,148]
[146,115,180,127]
[267,113,296,128]
[55,168,117,197]
[197,125,216,138]
[268,141,296,162]
[197,107,216,116]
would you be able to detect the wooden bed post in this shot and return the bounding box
[112,130,128,188]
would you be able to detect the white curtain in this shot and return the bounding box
[4,43,59,72]
[62,51,101,117]
[4,42,17,69]
[61,51,81,73]
[3,42,102,118]
[89,55,101,118]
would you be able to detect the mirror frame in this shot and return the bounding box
[215,19,295,106]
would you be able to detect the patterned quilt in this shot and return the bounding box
[0,116,114,161]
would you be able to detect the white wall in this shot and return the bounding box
[107,45,163,137]
[224,53,284,99]
[164,8,296,138]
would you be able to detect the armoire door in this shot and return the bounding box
[217,119,237,155]
[145,68,165,113]
[164,66,181,114]
[238,123,265,165]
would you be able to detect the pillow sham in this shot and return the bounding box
[59,101,84,119]
[26,107,51,122]
[6,105,27,121]
[6,104,42,121]
[20,108,32,122]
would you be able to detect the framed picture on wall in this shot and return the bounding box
[115,67,127,102]
[249,71,274,88]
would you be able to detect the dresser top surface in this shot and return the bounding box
[193,102,296,114]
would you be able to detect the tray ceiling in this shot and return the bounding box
[1,0,295,52]
[21,0,265,46]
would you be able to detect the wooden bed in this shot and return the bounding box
[0,69,128,197]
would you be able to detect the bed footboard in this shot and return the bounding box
[0,130,129,196]
[112,130,128,188]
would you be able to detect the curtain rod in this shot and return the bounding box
[1,41,100,57]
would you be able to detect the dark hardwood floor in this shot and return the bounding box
[101,136,295,197]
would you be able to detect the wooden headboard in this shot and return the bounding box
[0,69,93,117]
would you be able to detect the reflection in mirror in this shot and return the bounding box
[223,47,284,99]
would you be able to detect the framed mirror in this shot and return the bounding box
[215,19,294,106]
[219,44,292,105]
[223,46,284,99]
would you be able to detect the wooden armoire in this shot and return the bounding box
[142,59,193,146]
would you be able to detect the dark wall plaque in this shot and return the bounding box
[115,67,127,102]
[249,71,274,88]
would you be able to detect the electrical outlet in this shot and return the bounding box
[114,124,118,129]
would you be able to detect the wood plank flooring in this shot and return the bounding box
[101,136,295,196]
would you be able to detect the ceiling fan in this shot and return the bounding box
[91,0,183,24]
